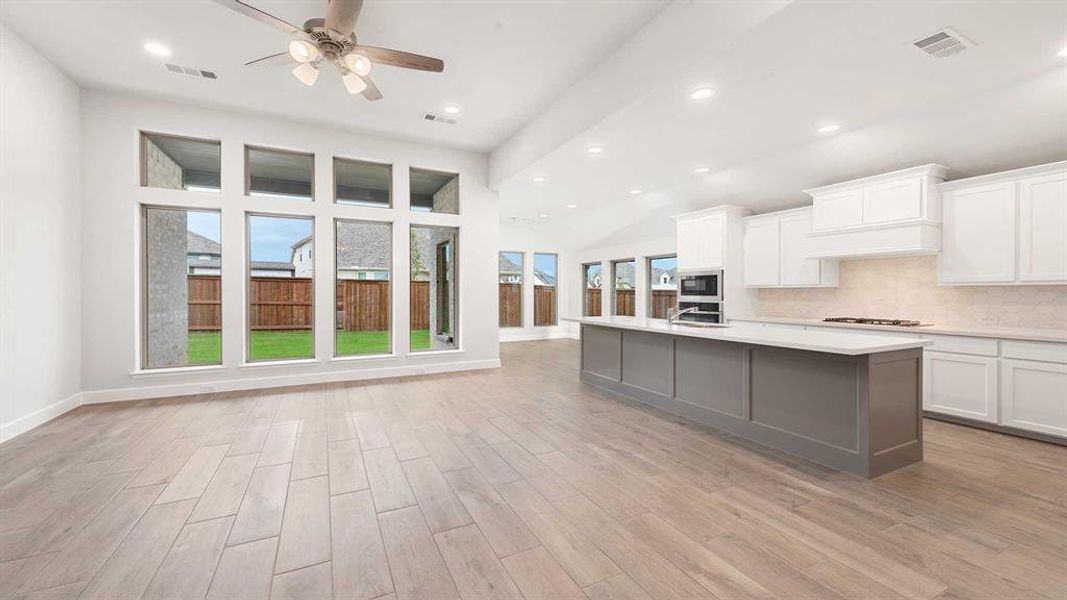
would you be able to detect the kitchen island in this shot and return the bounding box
[564,316,932,478]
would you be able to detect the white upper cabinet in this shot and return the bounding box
[939,161,1066,286]
[805,164,948,259]
[1018,171,1067,282]
[743,218,780,286]
[743,207,838,288]
[676,211,724,271]
[940,182,1017,284]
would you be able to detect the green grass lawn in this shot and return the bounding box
[188,329,430,364]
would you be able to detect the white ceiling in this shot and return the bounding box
[494,0,1067,248]
[0,0,668,152]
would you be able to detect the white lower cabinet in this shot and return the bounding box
[1000,359,1067,437]
[923,351,999,423]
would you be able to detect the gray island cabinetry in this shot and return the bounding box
[568,317,932,478]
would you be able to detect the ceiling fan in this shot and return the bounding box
[214,0,444,101]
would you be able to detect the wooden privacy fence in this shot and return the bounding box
[585,287,602,317]
[187,275,431,331]
[650,290,678,319]
[579,288,675,318]
[498,284,559,327]
[615,289,636,316]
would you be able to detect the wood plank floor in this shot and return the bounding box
[1,339,1065,600]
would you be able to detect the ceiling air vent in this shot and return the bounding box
[913,27,975,58]
[424,112,458,125]
[163,63,218,80]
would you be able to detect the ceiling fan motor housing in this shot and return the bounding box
[303,18,356,59]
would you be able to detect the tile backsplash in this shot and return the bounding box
[758,255,1067,330]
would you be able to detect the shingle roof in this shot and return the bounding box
[188,257,294,271]
[499,254,521,273]
[187,231,221,255]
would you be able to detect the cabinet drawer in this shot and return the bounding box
[1002,340,1067,364]
[918,334,998,356]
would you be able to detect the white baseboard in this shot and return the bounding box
[81,358,501,405]
[1,392,84,444]
[499,330,574,343]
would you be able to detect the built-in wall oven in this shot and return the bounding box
[676,269,724,324]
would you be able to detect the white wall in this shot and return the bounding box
[0,23,83,441]
[79,90,499,402]
[497,224,572,342]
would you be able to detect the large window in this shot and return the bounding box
[142,207,221,369]
[335,158,391,208]
[140,132,220,193]
[410,225,458,351]
[336,220,392,356]
[647,255,678,319]
[534,253,558,326]
[246,146,313,201]
[410,168,459,214]
[247,214,314,361]
[582,262,602,317]
[611,259,636,316]
[499,251,523,328]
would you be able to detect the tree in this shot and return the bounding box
[409,228,426,279]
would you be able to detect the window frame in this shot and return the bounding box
[581,261,602,317]
[333,156,393,208]
[245,212,316,363]
[610,258,636,317]
[334,218,393,358]
[139,131,222,193]
[498,250,524,329]
[409,166,460,214]
[409,224,460,353]
[244,144,315,202]
[533,252,558,327]
[646,254,678,319]
[140,204,223,370]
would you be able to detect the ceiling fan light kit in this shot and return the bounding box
[215,0,444,102]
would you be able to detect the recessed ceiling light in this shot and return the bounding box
[629,189,642,195]
[1059,46,1067,57]
[690,87,715,100]
[532,176,546,183]
[586,146,604,154]
[443,105,461,115]
[539,213,549,218]
[143,42,171,57]
[566,204,577,208]
[694,167,710,174]
[817,123,842,134]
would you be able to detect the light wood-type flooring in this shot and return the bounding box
[1,339,1065,599]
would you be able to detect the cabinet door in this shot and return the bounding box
[677,213,724,270]
[1018,171,1067,283]
[939,182,1016,283]
[923,351,998,423]
[812,189,863,231]
[743,219,780,286]
[1001,359,1067,437]
[863,177,923,224]
[779,212,822,286]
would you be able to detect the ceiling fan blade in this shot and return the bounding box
[325,0,363,36]
[361,74,383,101]
[212,0,312,41]
[356,46,444,72]
[245,52,294,67]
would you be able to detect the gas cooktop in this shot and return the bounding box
[823,317,927,327]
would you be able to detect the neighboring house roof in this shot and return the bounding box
[499,253,521,274]
[534,270,556,286]
[189,257,294,271]
[188,231,221,255]
[651,267,676,283]
[291,235,312,250]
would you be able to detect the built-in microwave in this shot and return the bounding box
[677,269,723,302]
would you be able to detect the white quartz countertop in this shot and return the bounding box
[564,316,930,356]
[734,316,1067,344]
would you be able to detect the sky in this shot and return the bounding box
[248,215,312,262]
[186,211,220,242]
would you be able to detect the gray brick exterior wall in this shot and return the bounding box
[431,175,459,214]
[144,137,183,190]
[145,208,189,367]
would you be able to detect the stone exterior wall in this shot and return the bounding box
[412,226,458,349]
[145,209,188,367]
[144,137,183,189]
[431,175,459,214]
[758,255,1067,329]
